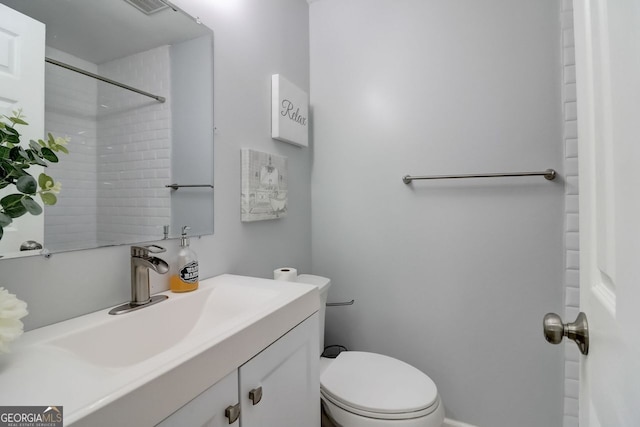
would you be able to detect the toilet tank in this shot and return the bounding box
[296,274,331,354]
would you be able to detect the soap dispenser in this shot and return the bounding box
[170,226,199,292]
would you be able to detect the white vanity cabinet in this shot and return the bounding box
[239,313,320,426]
[157,370,239,426]
[158,313,319,427]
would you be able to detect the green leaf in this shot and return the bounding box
[9,146,29,161]
[29,140,42,155]
[2,160,21,177]
[57,145,69,154]
[39,173,53,189]
[41,147,59,163]
[21,196,42,215]
[40,192,57,206]
[0,212,11,227]
[27,152,47,166]
[9,116,28,126]
[8,147,18,160]
[0,160,12,177]
[0,194,27,218]
[0,146,9,159]
[16,175,37,194]
[19,147,30,160]
[3,126,19,136]
[4,134,19,145]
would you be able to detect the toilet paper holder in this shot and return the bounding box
[327,299,355,307]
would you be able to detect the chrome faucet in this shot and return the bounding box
[131,245,169,305]
[109,244,169,315]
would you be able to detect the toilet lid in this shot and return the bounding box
[320,352,438,416]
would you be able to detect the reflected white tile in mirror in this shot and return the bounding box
[0,0,214,259]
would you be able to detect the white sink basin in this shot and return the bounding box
[50,281,280,367]
[0,274,319,426]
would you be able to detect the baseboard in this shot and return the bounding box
[443,418,478,427]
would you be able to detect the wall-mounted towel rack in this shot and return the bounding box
[165,184,215,190]
[402,168,557,184]
[327,299,355,307]
[45,57,166,103]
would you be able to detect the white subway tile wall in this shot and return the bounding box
[562,1,580,426]
[96,46,172,245]
[43,46,171,249]
[44,48,99,251]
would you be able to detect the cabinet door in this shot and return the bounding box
[157,370,239,427]
[239,314,320,427]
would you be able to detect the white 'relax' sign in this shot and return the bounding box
[271,74,308,147]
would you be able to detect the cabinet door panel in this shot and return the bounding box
[157,370,239,427]
[240,314,320,427]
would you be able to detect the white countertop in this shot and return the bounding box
[0,274,319,426]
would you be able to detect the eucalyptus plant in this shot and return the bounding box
[0,109,68,241]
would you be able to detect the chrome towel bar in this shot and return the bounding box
[326,300,355,307]
[402,168,556,184]
[45,57,166,103]
[165,184,215,190]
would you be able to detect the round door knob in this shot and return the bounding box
[543,313,565,344]
[543,312,589,355]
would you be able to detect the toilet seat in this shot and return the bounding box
[320,352,440,421]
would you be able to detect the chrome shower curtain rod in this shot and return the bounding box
[45,57,166,103]
[402,169,557,184]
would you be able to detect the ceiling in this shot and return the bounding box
[1,0,211,64]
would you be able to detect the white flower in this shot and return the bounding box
[0,287,28,354]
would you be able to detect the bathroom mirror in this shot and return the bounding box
[0,0,214,259]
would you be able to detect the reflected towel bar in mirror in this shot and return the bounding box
[45,57,166,103]
[165,184,215,190]
[402,169,557,184]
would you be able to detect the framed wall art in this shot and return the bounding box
[271,74,309,147]
[241,149,288,222]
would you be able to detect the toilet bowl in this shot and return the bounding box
[296,274,445,427]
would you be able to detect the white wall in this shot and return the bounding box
[309,1,565,426]
[0,0,311,331]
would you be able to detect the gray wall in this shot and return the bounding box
[0,0,311,331]
[170,35,215,237]
[309,1,565,426]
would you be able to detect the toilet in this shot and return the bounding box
[296,274,445,427]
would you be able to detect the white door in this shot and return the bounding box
[574,0,640,425]
[0,4,45,256]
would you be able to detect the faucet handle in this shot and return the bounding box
[131,244,166,257]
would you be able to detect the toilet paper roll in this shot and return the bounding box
[274,267,297,282]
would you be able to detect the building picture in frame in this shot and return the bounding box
[241,149,288,222]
